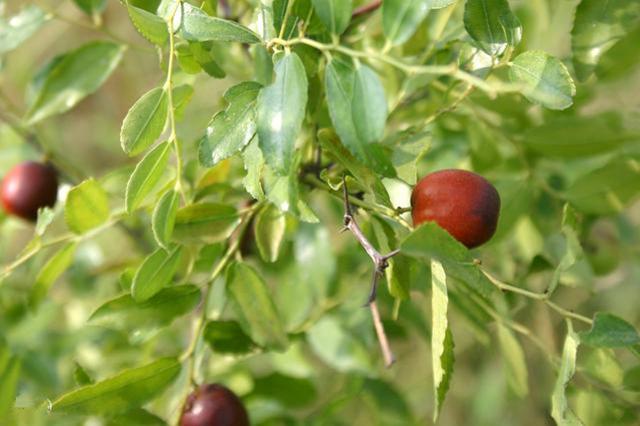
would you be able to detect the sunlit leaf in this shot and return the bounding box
[464,0,521,56]
[65,179,110,234]
[131,245,183,302]
[551,323,583,426]
[173,203,240,244]
[0,5,48,55]
[152,190,179,249]
[180,3,260,43]
[382,0,431,46]
[311,0,352,35]
[125,141,171,213]
[431,259,454,421]
[127,4,168,45]
[120,87,169,156]
[254,203,286,263]
[30,243,77,309]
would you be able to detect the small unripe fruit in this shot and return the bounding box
[411,169,500,248]
[180,384,249,426]
[1,161,58,221]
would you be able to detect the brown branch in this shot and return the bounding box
[342,177,398,367]
[352,0,382,20]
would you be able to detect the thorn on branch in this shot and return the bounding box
[351,0,382,20]
[341,176,400,367]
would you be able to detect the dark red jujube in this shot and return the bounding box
[1,161,58,221]
[180,384,249,426]
[411,169,500,248]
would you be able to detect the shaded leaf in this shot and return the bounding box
[382,0,431,46]
[226,262,289,351]
[90,285,201,330]
[307,316,372,373]
[30,243,77,309]
[497,323,529,397]
[464,0,522,56]
[324,60,394,176]
[0,5,47,55]
[581,313,640,348]
[571,0,640,81]
[73,0,107,16]
[0,356,20,419]
[311,0,352,35]
[27,41,124,123]
[203,320,258,355]
[173,203,240,244]
[51,358,181,415]
[566,157,640,215]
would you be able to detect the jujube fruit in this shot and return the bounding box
[1,161,58,221]
[180,383,249,426]
[411,169,500,248]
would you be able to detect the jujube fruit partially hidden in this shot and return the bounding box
[1,161,58,221]
[411,169,500,248]
[180,383,249,426]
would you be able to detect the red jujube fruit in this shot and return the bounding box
[1,161,58,221]
[180,384,249,426]
[411,169,500,248]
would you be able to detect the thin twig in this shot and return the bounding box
[351,0,382,20]
[341,177,398,367]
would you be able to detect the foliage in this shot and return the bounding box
[1,0,640,425]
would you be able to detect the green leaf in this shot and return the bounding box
[595,25,640,80]
[30,243,77,309]
[120,87,169,156]
[509,50,576,110]
[173,203,240,244]
[551,323,583,426]
[72,0,107,16]
[307,316,372,373]
[27,41,124,124]
[431,259,454,422]
[180,3,260,43]
[0,356,20,419]
[401,223,496,298]
[497,323,529,397]
[198,82,260,167]
[127,4,168,45]
[203,320,258,355]
[90,285,201,330]
[51,358,181,415]
[0,5,48,55]
[257,52,308,175]
[566,157,640,215]
[226,262,289,351]
[324,60,394,176]
[106,408,167,426]
[131,245,183,302]
[73,363,94,386]
[580,313,640,348]
[152,190,179,249]
[311,0,352,35]
[463,0,522,56]
[382,0,431,46]
[254,203,286,263]
[242,137,265,200]
[125,142,171,213]
[65,179,110,235]
[317,129,392,206]
[523,113,638,158]
[571,0,640,81]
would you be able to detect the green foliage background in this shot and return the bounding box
[1,0,640,425]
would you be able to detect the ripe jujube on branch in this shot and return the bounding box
[180,383,249,426]
[411,169,500,248]
[1,161,59,221]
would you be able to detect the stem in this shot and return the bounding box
[482,269,594,325]
[165,3,186,202]
[341,177,399,367]
[351,0,382,20]
[268,37,497,97]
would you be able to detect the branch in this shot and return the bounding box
[352,0,382,20]
[342,177,399,367]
